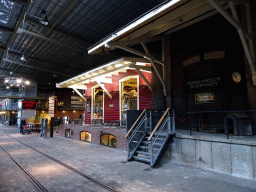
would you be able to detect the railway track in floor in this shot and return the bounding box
[0,134,119,192]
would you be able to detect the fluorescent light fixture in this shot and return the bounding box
[88,0,181,54]
[20,55,27,62]
[115,64,123,67]
[40,15,48,25]
[136,62,147,66]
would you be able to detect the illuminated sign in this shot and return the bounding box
[195,93,215,104]
[187,77,221,89]
[49,96,57,117]
[22,101,36,109]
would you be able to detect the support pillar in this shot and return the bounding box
[241,2,256,110]
[162,36,172,109]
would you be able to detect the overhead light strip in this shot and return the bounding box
[88,0,181,54]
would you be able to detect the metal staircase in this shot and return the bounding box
[125,108,175,167]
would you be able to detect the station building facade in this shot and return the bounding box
[57,1,256,179]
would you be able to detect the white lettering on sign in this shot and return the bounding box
[187,77,220,89]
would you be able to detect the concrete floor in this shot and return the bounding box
[1,125,256,192]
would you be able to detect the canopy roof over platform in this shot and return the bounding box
[56,57,151,89]
[88,0,256,86]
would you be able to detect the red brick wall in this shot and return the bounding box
[139,85,152,110]
[104,91,120,123]
[59,124,127,150]
[85,97,91,124]
[85,69,152,124]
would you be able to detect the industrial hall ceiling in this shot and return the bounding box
[0,0,166,90]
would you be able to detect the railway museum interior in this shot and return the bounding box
[1,0,256,190]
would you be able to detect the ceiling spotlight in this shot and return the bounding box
[16,79,22,84]
[25,80,30,85]
[20,55,27,62]
[10,71,13,75]
[40,15,48,25]
[6,86,9,89]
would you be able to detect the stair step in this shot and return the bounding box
[141,140,150,145]
[141,140,163,146]
[133,156,151,163]
[145,137,165,141]
[136,150,150,156]
[139,146,160,150]
[147,133,168,137]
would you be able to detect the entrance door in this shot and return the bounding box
[120,76,139,125]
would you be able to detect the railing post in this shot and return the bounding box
[127,137,130,159]
[149,110,152,132]
[145,110,148,133]
[172,109,175,133]
[150,140,153,166]
[168,111,171,134]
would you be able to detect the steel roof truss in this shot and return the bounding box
[17,28,84,53]
[9,0,27,5]
[3,58,71,77]
[0,0,31,64]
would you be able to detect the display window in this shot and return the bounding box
[80,131,91,142]
[100,133,117,147]
[91,86,104,123]
[120,76,139,123]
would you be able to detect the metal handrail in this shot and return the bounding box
[125,109,146,137]
[148,108,170,140]
[152,118,168,146]
[128,116,145,142]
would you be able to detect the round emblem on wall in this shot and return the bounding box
[232,72,241,83]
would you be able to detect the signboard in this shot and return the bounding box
[71,96,84,108]
[187,77,221,89]
[48,96,57,117]
[22,101,36,109]
[195,93,214,104]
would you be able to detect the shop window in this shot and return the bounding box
[92,86,103,124]
[120,77,138,123]
[100,134,117,148]
[65,129,73,138]
[80,131,91,142]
